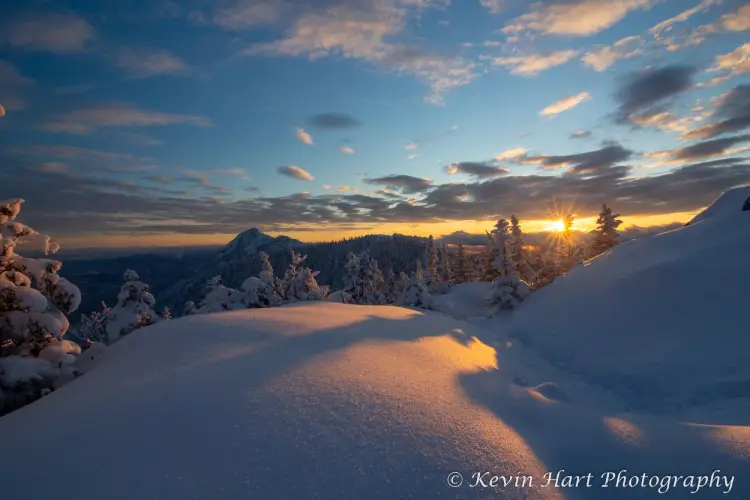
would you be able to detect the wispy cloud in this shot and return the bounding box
[295,127,313,145]
[614,65,696,125]
[683,84,750,140]
[582,0,722,72]
[404,141,419,150]
[277,165,314,181]
[309,113,360,129]
[340,146,355,154]
[323,185,357,192]
[570,130,592,139]
[446,162,510,178]
[700,43,750,87]
[6,13,96,54]
[364,174,432,193]
[487,50,577,76]
[117,48,189,78]
[236,1,478,104]
[43,102,212,134]
[494,147,527,161]
[480,0,505,14]
[503,0,653,38]
[540,91,591,116]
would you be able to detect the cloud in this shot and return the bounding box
[445,162,509,178]
[117,48,189,78]
[0,61,34,86]
[683,84,750,140]
[238,1,478,104]
[323,185,357,192]
[523,143,633,177]
[16,145,142,163]
[570,130,592,138]
[540,91,591,116]
[614,65,696,125]
[212,0,285,30]
[480,0,505,14]
[494,148,527,161]
[654,135,750,163]
[340,146,355,154]
[700,43,750,87]
[277,165,314,181]
[363,174,432,193]
[503,0,653,37]
[6,13,96,54]
[720,4,750,31]
[582,36,643,71]
[404,141,419,150]
[487,50,577,76]
[309,113,360,129]
[3,147,748,239]
[43,103,212,134]
[295,127,313,145]
[582,0,721,71]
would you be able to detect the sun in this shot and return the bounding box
[550,219,566,232]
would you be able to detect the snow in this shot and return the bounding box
[501,187,750,417]
[688,184,750,225]
[1,300,748,499]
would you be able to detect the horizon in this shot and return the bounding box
[1,0,749,249]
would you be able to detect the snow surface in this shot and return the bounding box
[688,185,750,225]
[1,302,749,499]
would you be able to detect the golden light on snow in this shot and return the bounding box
[603,417,648,447]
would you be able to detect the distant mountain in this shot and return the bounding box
[216,228,302,262]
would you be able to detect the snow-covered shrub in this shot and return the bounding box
[183,301,197,316]
[105,270,159,343]
[196,276,246,313]
[396,261,432,309]
[0,198,87,415]
[327,290,354,304]
[78,302,112,343]
[487,276,532,314]
[162,306,172,320]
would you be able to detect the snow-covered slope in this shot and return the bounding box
[2,303,749,499]
[507,187,750,415]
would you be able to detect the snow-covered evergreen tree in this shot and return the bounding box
[439,242,452,283]
[509,215,534,282]
[487,218,515,278]
[278,249,327,302]
[195,276,245,314]
[487,276,532,314]
[79,302,112,343]
[423,235,441,291]
[183,301,197,316]
[0,198,88,415]
[105,270,159,343]
[396,261,432,309]
[588,204,623,257]
[162,306,172,321]
[453,240,472,284]
[339,251,387,305]
[480,240,495,282]
[242,251,283,308]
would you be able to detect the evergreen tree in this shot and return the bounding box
[488,218,513,278]
[79,302,112,343]
[0,198,91,414]
[588,204,623,257]
[439,242,452,284]
[162,306,172,321]
[183,301,197,316]
[487,276,532,314]
[105,269,159,343]
[453,240,472,284]
[481,239,495,282]
[509,215,534,282]
[339,251,386,305]
[396,261,432,309]
[278,249,327,302]
[423,235,440,290]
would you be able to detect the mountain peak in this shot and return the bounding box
[218,228,301,260]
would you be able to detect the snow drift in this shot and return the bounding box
[507,186,750,416]
[1,303,749,499]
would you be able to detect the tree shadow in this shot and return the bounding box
[458,351,750,500]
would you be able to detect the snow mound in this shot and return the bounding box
[688,184,750,225]
[508,189,750,416]
[3,303,750,499]
[431,282,493,320]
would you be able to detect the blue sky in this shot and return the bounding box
[0,0,749,247]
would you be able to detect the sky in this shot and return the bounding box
[0,0,749,249]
